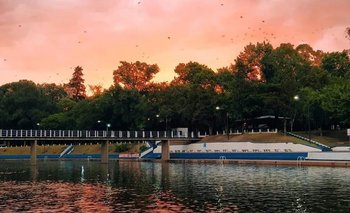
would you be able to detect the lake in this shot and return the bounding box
[0,160,350,212]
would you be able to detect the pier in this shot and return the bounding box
[0,129,200,164]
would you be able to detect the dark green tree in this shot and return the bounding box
[0,80,57,128]
[321,51,350,78]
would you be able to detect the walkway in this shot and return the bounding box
[0,129,199,165]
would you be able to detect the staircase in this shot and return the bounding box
[59,144,74,158]
[139,141,161,158]
[286,132,331,151]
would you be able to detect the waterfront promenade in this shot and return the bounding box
[0,129,199,164]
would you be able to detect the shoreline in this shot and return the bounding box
[136,158,350,167]
[1,157,350,168]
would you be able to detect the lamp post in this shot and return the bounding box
[36,123,40,129]
[165,116,168,131]
[97,120,102,130]
[290,95,300,134]
[307,103,311,142]
[98,120,111,132]
[294,95,311,141]
[156,114,168,131]
[216,106,229,140]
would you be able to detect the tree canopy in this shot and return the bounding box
[1,42,350,133]
[113,61,159,91]
[65,66,86,101]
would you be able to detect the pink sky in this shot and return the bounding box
[1,0,349,89]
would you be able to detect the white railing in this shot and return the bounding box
[286,132,330,149]
[198,129,279,138]
[0,129,198,139]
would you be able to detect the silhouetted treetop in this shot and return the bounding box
[113,61,159,91]
[65,66,86,101]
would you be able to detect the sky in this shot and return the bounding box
[0,0,349,89]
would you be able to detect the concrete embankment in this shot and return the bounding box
[139,159,350,167]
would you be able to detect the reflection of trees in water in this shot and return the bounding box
[2,161,350,212]
[0,182,113,212]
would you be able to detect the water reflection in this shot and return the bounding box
[0,160,350,212]
[30,165,38,182]
[80,165,85,182]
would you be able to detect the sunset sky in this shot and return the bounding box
[1,0,349,89]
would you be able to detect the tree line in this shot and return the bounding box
[0,42,349,133]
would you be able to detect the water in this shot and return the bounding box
[0,161,350,212]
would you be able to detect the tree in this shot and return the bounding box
[88,84,104,97]
[113,61,159,91]
[172,61,216,88]
[40,112,76,129]
[320,79,350,126]
[170,62,219,133]
[65,66,86,101]
[0,80,56,128]
[321,51,350,78]
[108,87,149,130]
[260,43,310,127]
[234,42,273,81]
[296,66,329,90]
[296,44,324,66]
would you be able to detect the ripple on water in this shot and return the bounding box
[0,161,350,212]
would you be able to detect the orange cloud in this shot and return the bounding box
[0,0,349,88]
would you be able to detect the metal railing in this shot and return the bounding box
[286,132,331,150]
[0,129,198,139]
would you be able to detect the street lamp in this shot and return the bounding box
[293,95,311,141]
[156,114,168,130]
[36,123,40,129]
[290,95,300,132]
[106,123,111,131]
[216,106,229,140]
[97,120,102,130]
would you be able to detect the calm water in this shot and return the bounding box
[0,161,350,212]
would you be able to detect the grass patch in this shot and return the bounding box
[114,144,131,153]
[0,145,66,155]
[295,131,349,147]
[201,131,350,148]
[139,144,148,153]
[0,143,145,155]
[202,133,304,143]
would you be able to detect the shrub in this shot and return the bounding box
[114,144,131,153]
[139,144,148,153]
